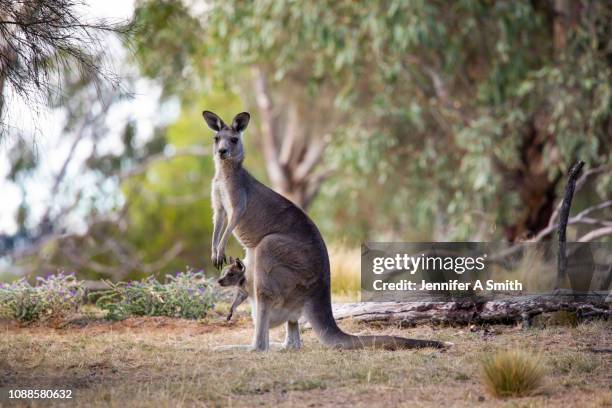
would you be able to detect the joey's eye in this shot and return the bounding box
[230,137,239,144]
[214,136,220,143]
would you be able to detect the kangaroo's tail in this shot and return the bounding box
[304,290,449,350]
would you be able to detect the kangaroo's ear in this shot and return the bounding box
[231,112,250,133]
[202,110,226,132]
[235,258,245,272]
[228,256,234,264]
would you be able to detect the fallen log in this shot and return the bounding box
[330,293,610,327]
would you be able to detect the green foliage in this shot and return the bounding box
[481,350,545,398]
[94,269,218,321]
[307,0,612,241]
[132,0,612,243]
[133,0,204,96]
[0,273,84,323]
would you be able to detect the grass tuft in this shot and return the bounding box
[481,349,545,398]
[552,352,599,375]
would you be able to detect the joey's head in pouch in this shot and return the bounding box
[202,111,250,164]
[217,257,246,287]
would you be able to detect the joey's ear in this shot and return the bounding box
[228,256,234,264]
[235,258,245,272]
[231,112,250,133]
[202,110,226,132]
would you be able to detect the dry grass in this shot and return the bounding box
[492,245,557,293]
[0,313,610,407]
[481,350,545,397]
[329,245,361,302]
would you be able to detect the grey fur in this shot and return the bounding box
[205,110,445,351]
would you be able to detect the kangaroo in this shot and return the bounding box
[205,110,446,351]
[217,257,248,321]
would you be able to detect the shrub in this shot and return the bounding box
[94,269,217,321]
[481,350,545,397]
[0,272,84,323]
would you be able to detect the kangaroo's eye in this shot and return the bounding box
[230,137,239,144]
[214,136,220,143]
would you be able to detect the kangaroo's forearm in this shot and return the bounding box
[218,211,239,252]
[217,193,246,252]
[230,290,248,313]
[227,290,248,321]
[212,210,226,250]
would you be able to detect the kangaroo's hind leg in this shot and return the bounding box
[214,295,271,352]
[251,296,271,351]
[283,320,301,350]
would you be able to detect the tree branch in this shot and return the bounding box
[293,135,329,184]
[578,227,612,242]
[557,160,584,288]
[547,164,611,228]
[302,169,332,210]
[492,165,610,262]
[278,102,299,167]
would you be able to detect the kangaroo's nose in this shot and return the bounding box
[218,148,228,156]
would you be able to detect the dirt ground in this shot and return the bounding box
[0,310,610,407]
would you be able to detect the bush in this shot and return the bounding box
[481,350,545,397]
[0,272,84,323]
[94,269,217,320]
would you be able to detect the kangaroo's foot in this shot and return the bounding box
[281,340,301,351]
[265,341,300,351]
[250,342,269,352]
[213,344,253,351]
[214,344,273,352]
[215,342,297,352]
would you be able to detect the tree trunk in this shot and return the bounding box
[251,67,329,210]
[502,121,562,242]
[502,1,587,242]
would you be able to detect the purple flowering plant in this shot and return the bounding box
[94,268,217,321]
[0,272,84,323]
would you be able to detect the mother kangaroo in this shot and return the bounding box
[205,110,445,351]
